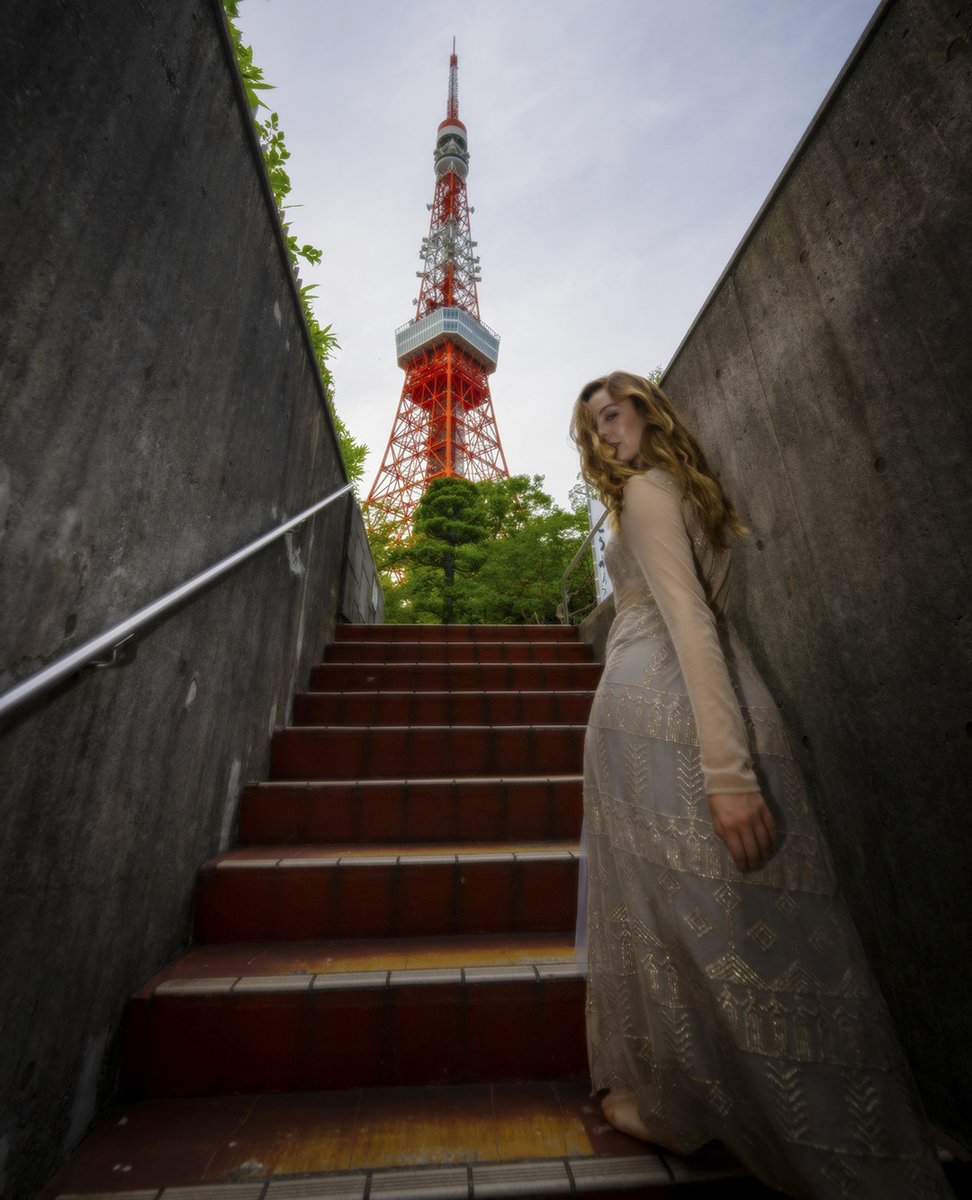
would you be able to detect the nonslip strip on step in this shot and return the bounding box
[215,843,580,864]
[151,961,583,996]
[54,1154,675,1198]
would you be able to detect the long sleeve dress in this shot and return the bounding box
[582,468,951,1199]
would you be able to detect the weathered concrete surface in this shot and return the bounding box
[0,2,380,1196]
[341,498,384,624]
[662,0,972,1143]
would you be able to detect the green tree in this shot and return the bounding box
[461,476,594,624]
[372,474,597,625]
[363,510,411,620]
[404,478,489,624]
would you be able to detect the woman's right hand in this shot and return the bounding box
[707,791,777,873]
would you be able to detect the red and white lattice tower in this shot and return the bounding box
[366,42,509,536]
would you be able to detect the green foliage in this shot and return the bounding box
[259,110,293,202]
[405,478,489,624]
[373,475,597,625]
[363,511,410,621]
[331,408,368,483]
[415,478,490,549]
[568,478,594,516]
[221,0,367,487]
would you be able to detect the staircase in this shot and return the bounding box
[43,625,774,1199]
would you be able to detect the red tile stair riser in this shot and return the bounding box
[514,858,580,931]
[269,725,585,781]
[324,640,593,664]
[135,994,228,1098]
[238,779,583,845]
[193,858,580,942]
[122,988,387,1097]
[387,983,465,1087]
[397,859,456,931]
[292,689,594,726]
[463,979,587,1082]
[309,661,601,691]
[321,862,398,941]
[219,992,316,1093]
[121,979,588,1098]
[335,623,581,642]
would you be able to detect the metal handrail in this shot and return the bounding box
[560,509,607,625]
[0,481,355,722]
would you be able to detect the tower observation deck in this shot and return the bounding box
[366,43,509,537]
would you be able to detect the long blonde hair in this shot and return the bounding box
[570,371,747,549]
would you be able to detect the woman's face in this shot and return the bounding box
[586,388,648,465]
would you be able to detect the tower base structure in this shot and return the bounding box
[367,322,507,534]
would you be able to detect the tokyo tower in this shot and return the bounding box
[366,42,509,536]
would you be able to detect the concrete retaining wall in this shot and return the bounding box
[0,2,380,1195]
[661,0,971,1142]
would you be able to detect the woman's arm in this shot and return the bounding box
[621,471,775,871]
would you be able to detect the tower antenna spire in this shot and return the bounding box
[447,38,459,120]
[366,46,509,539]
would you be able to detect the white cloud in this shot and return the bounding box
[236,0,877,505]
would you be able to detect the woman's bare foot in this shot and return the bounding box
[600,1090,657,1143]
[600,1090,695,1155]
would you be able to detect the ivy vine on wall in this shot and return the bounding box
[222,0,368,486]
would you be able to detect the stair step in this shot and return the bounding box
[193,846,579,942]
[293,689,595,726]
[122,962,585,1096]
[240,772,583,849]
[270,725,586,780]
[336,622,581,642]
[41,1081,773,1198]
[239,776,582,844]
[50,625,615,1194]
[136,933,577,983]
[324,640,594,664]
[310,660,602,691]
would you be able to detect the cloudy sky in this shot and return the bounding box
[236,0,877,507]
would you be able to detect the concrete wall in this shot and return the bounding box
[0,2,380,1196]
[661,0,971,1143]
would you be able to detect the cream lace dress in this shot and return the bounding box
[581,468,950,1199]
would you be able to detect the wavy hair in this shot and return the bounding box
[570,371,747,548]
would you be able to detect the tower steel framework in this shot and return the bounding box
[366,43,509,537]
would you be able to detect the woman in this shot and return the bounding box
[571,372,950,1199]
